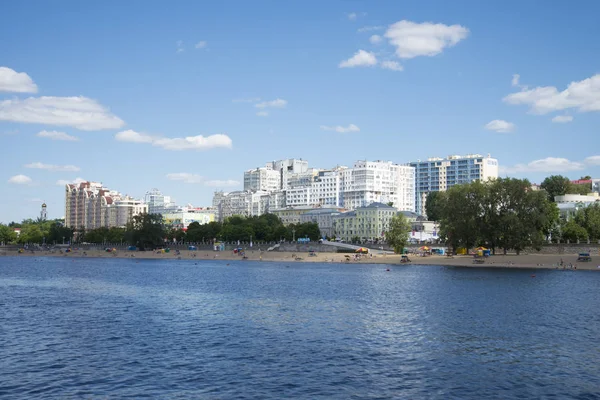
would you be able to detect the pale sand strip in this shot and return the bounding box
[5,249,600,271]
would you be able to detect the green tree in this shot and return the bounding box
[47,221,74,244]
[439,182,485,252]
[540,175,571,202]
[569,183,591,195]
[18,224,44,244]
[166,228,186,242]
[561,219,588,242]
[424,191,445,221]
[125,213,166,250]
[574,203,600,240]
[0,224,17,244]
[385,213,411,254]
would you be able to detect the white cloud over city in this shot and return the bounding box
[501,155,600,174]
[115,129,233,150]
[551,115,573,123]
[56,177,86,186]
[504,74,600,114]
[339,50,377,68]
[166,173,239,187]
[0,96,125,131]
[484,119,515,133]
[8,174,32,185]
[255,99,287,109]
[0,66,38,93]
[340,20,468,71]
[384,20,469,59]
[320,124,360,133]
[25,162,80,172]
[36,130,79,141]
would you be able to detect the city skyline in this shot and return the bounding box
[2,1,600,223]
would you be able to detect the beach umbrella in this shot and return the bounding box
[355,247,368,253]
[419,246,430,251]
[475,246,488,251]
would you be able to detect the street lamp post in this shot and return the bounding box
[292,229,296,242]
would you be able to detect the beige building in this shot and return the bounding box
[65,181,147,230]
[332,202,398,242]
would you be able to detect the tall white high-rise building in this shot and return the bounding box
[408,154,499,216]
[340,161,415,211]
[243,165,281,192]
[145,188,176,215]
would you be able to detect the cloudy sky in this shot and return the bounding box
[1,0,599,223]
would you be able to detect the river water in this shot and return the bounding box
[1,256,599,399]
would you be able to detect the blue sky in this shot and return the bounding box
[1,0,600,223]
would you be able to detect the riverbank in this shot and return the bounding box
[3,248,600,270]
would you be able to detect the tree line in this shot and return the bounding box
[426,178,558,254]
[0,219,74,245]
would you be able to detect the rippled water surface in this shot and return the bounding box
[1,256,600,399]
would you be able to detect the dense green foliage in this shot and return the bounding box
[197,214,321,243]
[0,219,74,245]
[84,227,126,244]
[385,213,411,254]
[540,175,590,201]
[438,178,558,254]
[424,191,445,221]
[560,203,600,242]
[124,213,166,250]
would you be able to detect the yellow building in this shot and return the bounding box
[332,202,398,242]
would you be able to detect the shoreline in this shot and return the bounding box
[3,249,600,271]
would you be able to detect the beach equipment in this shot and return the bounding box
[355,247,369,253]
[419,246,430,251]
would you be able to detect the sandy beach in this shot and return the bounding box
[4,248,600,271]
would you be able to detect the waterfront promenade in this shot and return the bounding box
[4,248,599,271]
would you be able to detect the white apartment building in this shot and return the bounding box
[409,154,499,217]
[212,190,273,221]
[243,165,281,192]
[145,188,176,215]
[340,161,415,212]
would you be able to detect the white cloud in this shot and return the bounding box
[0,66,38,93]
[511,74,520,87]
[36,130,79,141]
[320,124,360,133]
[8,174,32,185]
[369,34,383,44]
[347,12,357,21]
[25,162,80,172]
[339,50,377,68]
[384,20,469,59]
[56,177,86,186]
[484,119,515,133]
[166,173,203,184]
[114,129,155,143]
[357,25,384,33]
[204,179,240,187]
[256,111,269,117]
[381,60,403,71]
[503,74,600,114]
[166,173,239,187]
[232,97,260,103]
[115,129,232,151]
[552,115,573,123]
[501,157,584,174]
[195,41,207,49]
[255,98,287,109]
[176,40,184,53]
[0,96,124,131]
[584,155,600,165]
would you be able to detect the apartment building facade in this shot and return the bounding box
[409,154,499,216]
